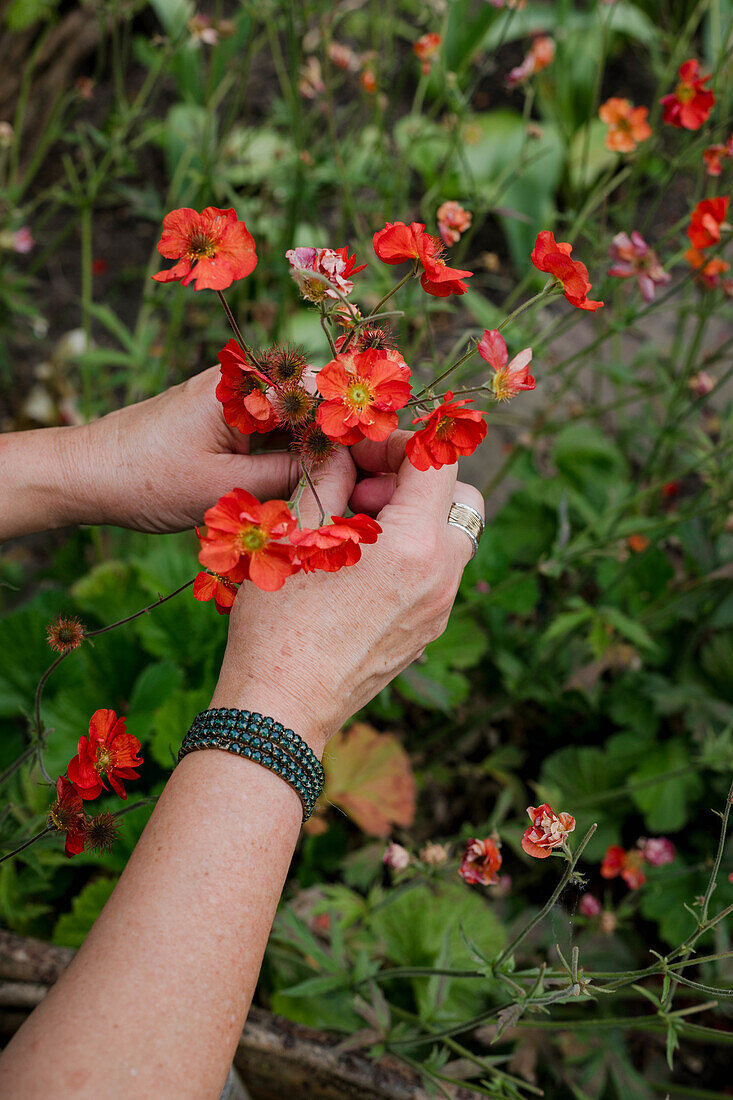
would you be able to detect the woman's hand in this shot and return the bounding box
[0,366,301,540]
[211,432,485,756]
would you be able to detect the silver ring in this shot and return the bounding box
[447,502,484,561]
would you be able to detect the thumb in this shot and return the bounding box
[214,450,301,503]
[297,446,357,527]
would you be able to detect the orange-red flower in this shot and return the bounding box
[600,844,646,889]
[477,329,535,401]
[660,59,715,131]
[193,571,239,615]
[197,488,298,591]
[316,348,412,444]
[685,246,731,289]
[67,710,142,801]
[628,534,650,553]
[216,339,278,435]
[703,136,733,176]
[48,776,87,857]
[521,803,576,859]
[507,36,555,87]
[152,207,257,291]
[459,837,502,886]
[406,392,487,471]
[290,514,381,573]
[414,32,441,74]
[373,221,473,297]
[531,230,604,311]
[437,201,472,246]
[598,98,651,153]
[687,197,730,250]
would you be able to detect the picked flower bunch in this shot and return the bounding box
[152,206,604,609]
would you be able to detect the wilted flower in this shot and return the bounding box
[507,37,555,87]
[637,836,675,866]
[188,13,220,45]
[46,614,85,654]
[607,231,670,303]
[660,59,715,130]
[521,804,576,859]
[383,841,410,870]
[48,777,86,857]
[437,201,472,246]
[420,841,449,866]
[478,329,535,402]
[299,56,325,99]
[459,837,502,886]
[285,245,366,302]
[599,98,651,153]
[579,894,602,917]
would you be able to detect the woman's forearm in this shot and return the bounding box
[0,426,91,541]
[0,695,316,1099]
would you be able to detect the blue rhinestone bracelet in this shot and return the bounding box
[177,708,323,821]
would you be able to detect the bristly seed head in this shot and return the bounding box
[46,615,85,654]
[84,812,120,854]
[293,422,336,466]
[275,385,314,428]
[267,343,309,385]
[352,325,397,352]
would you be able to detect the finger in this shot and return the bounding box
[297,446,357,527]
[380,455,459,521]
[348,473,397,516]
[445,481,486,568]
[350,430,411,476]
[215,451,302,504]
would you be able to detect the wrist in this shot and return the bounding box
[209,669,332,760]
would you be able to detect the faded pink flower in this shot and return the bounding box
[579,894,602,917]
[507,37,555,87]
[478,329,535,401]
[420,841,449,866]
[285,246,366,302]
[383,841,411,870]
[608,231,670,303]
[637,837,675,867]
[328,42,360,72]
[459,837,502,886]
[13,227,34,253]
[688,371,716,397]
[299,56,325,99]
[437,201,472,246]
[521,803,576,859]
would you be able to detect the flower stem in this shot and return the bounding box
[0,826,53,865]
[301,464,325,526]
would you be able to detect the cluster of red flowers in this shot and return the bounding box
[48,709,142,857]
[685,197,732,292]
[601,836,675,890]
[151,205,604,602]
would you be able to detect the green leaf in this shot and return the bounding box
[53,876,117,948]
[150,687,210,768]
[5,0,60,31]
[629,740,702,832]
[568,120,617,193]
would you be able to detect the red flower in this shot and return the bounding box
[67,710,142,801]
[459,837,502,886]
[290,514,382,573]
[216,339,278,435]
[703,136,733,176]
[685,246,731,288]
[197,488,298,591]
[477,330,535,401]
[48,776,86,857]
[687,197,730,250]
[600,844,646,890]
[316,348,412,444]
[437,201,472,246]
[406,392,487,471]
[507,36,555,87]
[193,571,239,614]
[521,803,576,859]
[531,231,604,311]
[414,32,441,74]
[660,59,715,131]
[152,206,257,291]
[372,221,473,297]
[579,894,602,918]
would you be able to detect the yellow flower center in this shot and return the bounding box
[435,415,453,439]
[241,526,267,552]
[187,228,218,260]
[95,746,112,775]
[675,81,695,103]
[346,380,373,411]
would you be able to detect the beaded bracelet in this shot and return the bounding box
[177,708,323,821]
